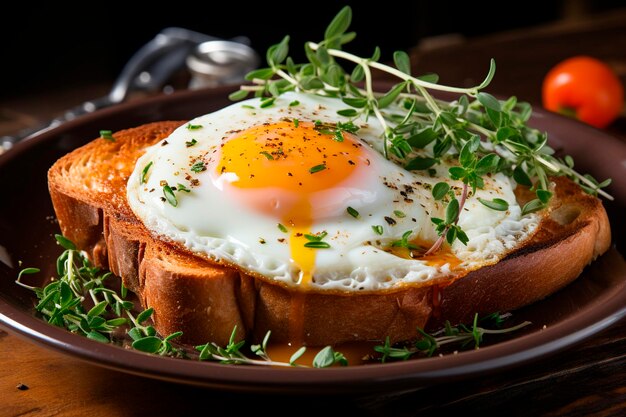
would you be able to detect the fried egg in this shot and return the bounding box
[127,92,539,291]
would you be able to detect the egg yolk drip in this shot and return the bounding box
[217,120,368,285]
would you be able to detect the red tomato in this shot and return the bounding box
[542,56,624,128]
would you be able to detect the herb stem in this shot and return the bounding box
[425,182,468,256]
[308,42,481,95]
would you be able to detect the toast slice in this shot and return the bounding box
[48,122,611,346]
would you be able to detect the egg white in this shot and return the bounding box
[127,92,539,291]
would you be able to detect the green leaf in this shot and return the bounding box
[459,141,476,168]
[289,347,307,365]
[393,51,411,74]
[432,182,450,200]
[347,206,359,218]
[446,227,457,244]
[309,164,326,174]
[164,331,183,342]
[270,36,290,65]
[513,166,532,186]
[342,97,367,108]
[313,346,336,368]
[106,318,128,327]
[372,225,384,235]
[300,76,324,90]
[55,234,76,250]
[521,199,545,216]
[163,185,177,207]
[405,157,437,171]
[337,108,358,117]
[477,92,501,112]
[132,336,163,353]
[407,128,438,148]
[417,73,439,83]
[370,46,381,62]
[86,331,109,343]
[59,281,73,306]
[496,127,517,143]
[303,241,331,249]
[477,58,497,89]
[474,154,500,176]
[228,89,249,101]
[245,67,274,81]
[448,166,466,180]
[536,189,553,204]
[378,82,406,109]
[351,65,364,82]
[136,307,154,324]
[478,198,509,211]
[87,301,108,318]
[325,6,352,41]
[128,327,143,341]
[446,198,459,224]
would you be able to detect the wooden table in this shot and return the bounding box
[2,12,626,416]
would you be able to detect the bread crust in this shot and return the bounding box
[48,122,611,346]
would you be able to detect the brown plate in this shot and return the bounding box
[0,86,625,394]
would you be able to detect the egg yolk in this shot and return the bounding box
[216,120,368,285]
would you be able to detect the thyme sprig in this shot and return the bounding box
[230,6,612,254]
[17,235,531,367]
[375,312,531,362]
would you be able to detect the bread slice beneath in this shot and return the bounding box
[48,122,611,346]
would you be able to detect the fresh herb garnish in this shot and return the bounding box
[163,184,178,207]
[478,197,509,211]
[15,235,183,353]
[391,230,419,249]
[347,206,359,218]
[229,5,612,255]
[176,183,191,193]
[260,151,274,160]
[16,236,531,367]
[186,123,203,130]
[99,130,115,142]
[374,313,531,362]
[185,139,198,147]
[277,223,288,233]
[309,164,326,174]
[289,100,300,107]
[304,231,331,249]
[372,225,384,235]
[140,162,153,185]
[293,118,299,128]
[191,161,206,173]
[16,236,350,367]
[393,210,406,218]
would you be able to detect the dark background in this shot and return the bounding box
[1,0,624,99]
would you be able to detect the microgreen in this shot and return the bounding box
[17,235,531,368]
[372,225,384,235]
[99,130,115,142]
[186,123,203,130]
[309,164,326,174]
[191,161,206,173]
[163,184,177,207]
[228,5,612,255]
[304,231,331,248]
[391,230,419,250]
[374,313,531,362]
[140,161,153,184]
[260,151,274,160]
[347,206,359,218]
[277,223,288,233]
[185,139,198,147]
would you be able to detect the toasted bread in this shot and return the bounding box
[48,122,611,346]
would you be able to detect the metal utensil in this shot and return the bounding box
[1,28,258,153]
